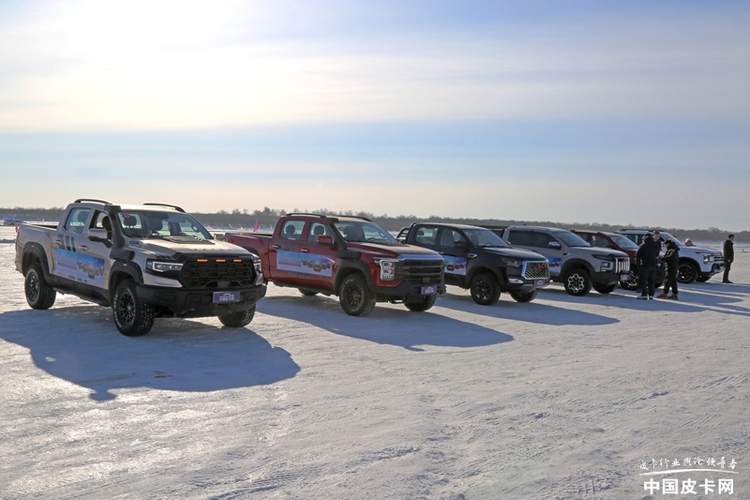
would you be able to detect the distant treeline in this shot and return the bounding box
[3,206,747,242]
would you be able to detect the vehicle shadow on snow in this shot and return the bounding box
[0,307,300,402]
[437,290,619,326]
[539,283,750,317]
[257,295,513,351]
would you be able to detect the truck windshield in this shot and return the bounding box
[334,221,400,245]
[558,231,590,247]
[117,211,213,240]
[609,234,638,250]
[464,228,511,248]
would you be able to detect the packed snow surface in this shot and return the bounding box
[1,226,748,499]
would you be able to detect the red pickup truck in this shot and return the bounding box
[225,214,445,316]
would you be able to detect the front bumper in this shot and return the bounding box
[373,280,446,302]
[137,283,267,318]
[591,271,627,285]
[503,275,550,291]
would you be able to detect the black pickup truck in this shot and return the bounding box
[398,223,550,305]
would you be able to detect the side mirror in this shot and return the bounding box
[548,241,562,249]
[87,228,112,248]
[317,235,335,247]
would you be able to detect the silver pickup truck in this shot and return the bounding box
[15,199,266,336]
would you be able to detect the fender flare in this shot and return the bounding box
[466,264,504,286]
[108,261,144,298]
[22,243,52,280]
[334,260,374,292]
[560,258,595,277]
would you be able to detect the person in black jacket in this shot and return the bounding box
[658,240,679,299]
[723,234,735,283]
[635,231,662,299]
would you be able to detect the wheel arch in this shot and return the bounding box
[560,259,594,277]
[466,265,503,286]
[334,261,373,294]
[108,262,144,299]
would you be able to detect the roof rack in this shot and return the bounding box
[143,203,186,213]
[287,212,372,222]
[74,198,112,205]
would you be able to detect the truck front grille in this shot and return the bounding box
[180,258,257,288]
[615,257,630,274]
[523,261,550,280]
[395,259,444,284]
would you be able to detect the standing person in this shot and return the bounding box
[636,231,662,299]
[658,240,680,300]
[723,234,735,283]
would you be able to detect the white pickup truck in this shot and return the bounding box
[15,199,266,336]
[616,230,724,283]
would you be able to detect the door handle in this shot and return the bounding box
[300,248,309,253]
[54,238,63,247]
[80,245,88,251]
[271,244,281,249]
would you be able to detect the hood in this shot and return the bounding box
[574,247,630,259]
[681,244,721,256]
[127,238,253,256]
[346,242,441,259]
[484,247,547,261]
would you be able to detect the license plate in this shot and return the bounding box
[421,285,437,295]
[213,291,240,303]
[620,274,630,281]
[534,279,548,287]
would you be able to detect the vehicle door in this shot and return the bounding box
[294,221,338,291]
[76,210,113,291]
[530,231,564,276]
[50,207,100,285]
[269,218,309,284]
[435,227,470,286]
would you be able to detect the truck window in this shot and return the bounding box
[91,211,113,238]
[414,226,438,245]
[531,232,556,248]
[506,230,532,246]
[439,229,466,247]
[281,220,305,240]
[307,222,330,242]
[64,208,91,234]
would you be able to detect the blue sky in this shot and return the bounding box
[1,1,749,230]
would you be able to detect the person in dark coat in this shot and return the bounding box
[635,231,662,299]
[723,234,735,283]
[658,240,680,299]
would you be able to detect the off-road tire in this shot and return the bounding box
[593,282,618,294]
[563,268,592,296]
[404,294,437,312]
[218,306,256,328]
[677,261,698,284]
[509,289,538,303]
[112,280,155,337]
[470,272,501,305]
[339,274,376,316]
[25,262,56,309]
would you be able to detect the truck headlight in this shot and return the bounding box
[703,254,714,263]
[592,254,613,272]
[146,260,183,272]
[503,260,522,268]
[374,258,397,281]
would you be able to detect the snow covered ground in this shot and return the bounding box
[1,225,748,499]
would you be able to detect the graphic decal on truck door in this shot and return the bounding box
[277,251,334,277]
[54,248,105,285]
[442,255,467,275]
